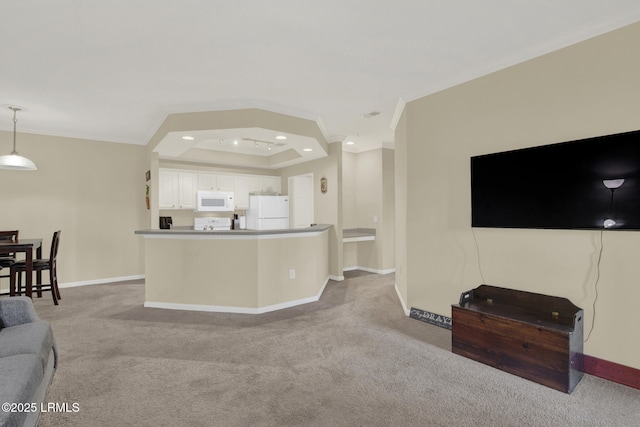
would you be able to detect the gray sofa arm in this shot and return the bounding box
[0,297,41,328]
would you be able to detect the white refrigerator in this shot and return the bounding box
[246,195,290,230]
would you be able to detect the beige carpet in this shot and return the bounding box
[28,272,640,426]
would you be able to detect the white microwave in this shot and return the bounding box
[196,191,235,212]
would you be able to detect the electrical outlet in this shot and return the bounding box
[373,215,378,223]
[289,269,296,279]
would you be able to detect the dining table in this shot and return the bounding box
[0,238,42,299]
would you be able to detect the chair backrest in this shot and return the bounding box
[0,230,19,257]
[50,230,61,262]
[0,230,19,242]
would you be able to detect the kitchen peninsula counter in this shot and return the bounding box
[135,224,331,237]
[135,225,331,314]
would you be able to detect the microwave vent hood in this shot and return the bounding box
[196,191,235,212]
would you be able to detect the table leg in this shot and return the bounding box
[25,249,33,299]
[35,245,42,298]
[9,257,15,296]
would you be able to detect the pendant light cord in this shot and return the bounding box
[12,108,18,153]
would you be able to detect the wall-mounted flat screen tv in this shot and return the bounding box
[471,129,640,231]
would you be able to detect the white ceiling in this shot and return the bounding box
[2,1,640,158]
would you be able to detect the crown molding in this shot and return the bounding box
[390,97,406,131]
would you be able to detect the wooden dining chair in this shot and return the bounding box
[11,230,61,305]
[0,230,19,279]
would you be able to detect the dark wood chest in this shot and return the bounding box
[451,285,584,393]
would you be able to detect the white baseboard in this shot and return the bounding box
[145,277,330,314]
[342,266,396,275]
[394,283,410,316]
[329,274,345,281]
[59,274,145,288]
[0,274,145,295]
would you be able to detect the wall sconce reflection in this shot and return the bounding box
[602,178,625,228]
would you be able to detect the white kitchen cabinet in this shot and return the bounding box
[234,176,250,209]
[159,169,197,209]
[235,176,281,210]
[198,173,234,191]
[178,173,197,209]
[262,176,282,194]
[235,176,265,210]
[198,173,218,190]
[248,177,264,194]
[216,175,235,191]
[160,168,282,211]
[159,170,179,209]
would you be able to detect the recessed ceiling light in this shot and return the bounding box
[275,135,287,140]
[346,141,355,145]
[303,148,313,152]
[233,140,238,145]
[181,136,194,140]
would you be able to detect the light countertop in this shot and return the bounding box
[135,224,332,238]
[342,228,376,243]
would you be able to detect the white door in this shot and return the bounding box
[288,174,314,228]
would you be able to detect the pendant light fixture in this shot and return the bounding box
[0,106,37,171]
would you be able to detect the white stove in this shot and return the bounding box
[194,217,232,231]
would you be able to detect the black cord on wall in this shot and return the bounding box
[471,227,486,284]
[472,226,603,343]
[584,229,604,343]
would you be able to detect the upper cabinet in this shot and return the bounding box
[178,173,197,209]
[262,176,282,195]
[216,175,235,192]
[198,173,217,191]
[158,170,179,209]
[234,176,281,209]
[159,168,282,211]
[159,170,197,209]
[198,173,235,191]
[233,176,251,210]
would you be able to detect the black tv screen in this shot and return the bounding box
[471,129,640,231]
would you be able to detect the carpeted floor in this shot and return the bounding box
[28,272,640,426]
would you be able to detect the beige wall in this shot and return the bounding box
[341,151,360,270]
[355,148,395,272]
[143,231,329,310]
[395,111,408,307]
[381,149,395,271]
[399,22,640,369]
[281,142,343,278]
[342,152,357,229]
[342,148,396,273]
[257,233,329,307]
[0,132,147,288]
[355,150,383,229]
